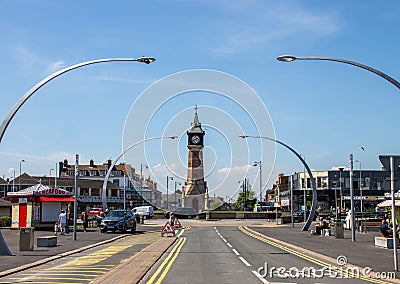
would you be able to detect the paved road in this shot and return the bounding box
[142,225,366,283]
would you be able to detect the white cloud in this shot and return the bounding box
[45,60,65,74]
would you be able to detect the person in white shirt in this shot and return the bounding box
[58,210,67,235]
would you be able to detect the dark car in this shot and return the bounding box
[99,210,136,233]
[172,207,197,219]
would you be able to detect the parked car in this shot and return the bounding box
[132,206,154,220]
[88,207,103,216]
[99,210,136,233]
[172,207,197,219]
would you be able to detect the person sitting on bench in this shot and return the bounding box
[315,217,329,235]
[379,219,392,238]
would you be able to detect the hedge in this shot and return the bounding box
[0,216,11,227]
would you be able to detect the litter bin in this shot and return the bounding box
[20,227,34,251]
[334,221,344,239]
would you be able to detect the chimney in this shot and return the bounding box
[90,159,94,167]
[107,159,112,169]
[63,159,68,167]
[58,162,64,175]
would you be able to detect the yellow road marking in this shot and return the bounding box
[239,226,392,284]
[147,237,186,284]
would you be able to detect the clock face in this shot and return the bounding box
[191,135,201,144]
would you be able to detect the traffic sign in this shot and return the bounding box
[161,221,175,237]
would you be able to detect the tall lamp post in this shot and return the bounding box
[240,135,318,232]
[140,164,148,204]
[300,154,307,222]
[19,159,26,190]
[0,56,155,143]
[175,181,181,209]
[355,160,363,217]
[166,176,173,210]
[101,136,177,210]
[276,55,400,90]
[253,161,262,203]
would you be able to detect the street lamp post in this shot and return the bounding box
[166,176,173,210]
[175,181,181,209]
[0,56,156,144]
[350,154,356,242]
[101,136,177,210]
[276,55,400,90]
[140,164,148,204]
[253,161,262,203]
[300,154,307,222]
[338,167,344,215]
[19,159,26,190]
[355,160,363,218]
[240,135,318,232]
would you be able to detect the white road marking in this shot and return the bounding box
[222,238,227,242]
[177,228,185,238]
[232,248,240,256]
[252,270,269,284]
[227,243,232,248]
[239,256,251,267]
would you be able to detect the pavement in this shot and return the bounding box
[0,224,162,278]
[247,222,400,283]
[1,219,399,283]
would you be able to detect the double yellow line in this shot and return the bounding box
[147,237,186,284]
[239,227,391,284]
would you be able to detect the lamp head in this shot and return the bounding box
[277,55,297,62]
[136,57,156,64]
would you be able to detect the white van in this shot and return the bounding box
[132,206,154,219]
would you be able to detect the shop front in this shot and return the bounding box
[7,184,74,228]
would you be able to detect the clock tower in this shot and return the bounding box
[182,107,209,212]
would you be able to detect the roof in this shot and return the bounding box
[7,184,73,196]
[60,161,137,178]
[187,109,205,134]
[0,199,12,207]
[0,177,7,184]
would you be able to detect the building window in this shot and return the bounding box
[66,170,75,176]
[317,177,322,188]
[111,189,118,197]
[100,170,107,176]
[91,188,100,196]
[111,170,122,176]
[80,188,89,196]
[113,179,120,187]
[91,170,98,176]
[80,170,87,176]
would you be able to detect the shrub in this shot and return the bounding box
[0,216,11,227]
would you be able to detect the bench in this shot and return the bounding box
[37,236,57,247]
[322,228,332,236]
[375,237,398,249]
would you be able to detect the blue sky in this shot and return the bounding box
[1,1,400,200]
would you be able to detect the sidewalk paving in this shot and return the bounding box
[249,222,400,281]
[0,226,152,277]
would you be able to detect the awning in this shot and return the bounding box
[38,196,74,202]
[377,200,400,207]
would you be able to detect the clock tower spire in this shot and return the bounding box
[182,106,209,212]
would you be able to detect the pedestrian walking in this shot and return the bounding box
[58,210,67,235]
[82,211,89,232]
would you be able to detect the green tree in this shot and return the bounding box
[233,190,256,211]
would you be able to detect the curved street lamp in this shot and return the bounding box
[240,135,317,232]
[0,56,156,143]
[277,55,400,266]
[276,55,400,90]
[101,136,177,210]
